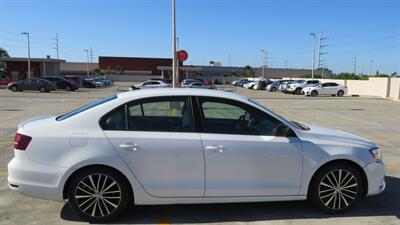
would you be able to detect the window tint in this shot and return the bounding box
[100,105,126,130]
[321,83,329,87]
[331,83,339,86]
[198,97,282,136]
[127,97,194,132]
[57,95,117,121]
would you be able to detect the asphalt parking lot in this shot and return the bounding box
[0,83,399,225]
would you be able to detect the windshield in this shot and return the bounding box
[56,95,117,121]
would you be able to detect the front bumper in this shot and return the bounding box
[363,160,386,196]
[7,155,67,201]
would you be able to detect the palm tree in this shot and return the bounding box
[0,47,10,57]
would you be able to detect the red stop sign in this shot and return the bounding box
[177,50,188,61]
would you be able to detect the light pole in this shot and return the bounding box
[176,37,179,84]
[83,49,89,77]
[172,0,177,88]
[309,33,316,79]
[260,49,266,79]
[369,60,374,76]
[21,32,31,79]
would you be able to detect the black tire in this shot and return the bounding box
[311,90,318,97]
[65,85,72,91]
[271,87,277,92]
[67,167,131,222]
[39,86,47,93]
[309,162,364,214]
[337,90,345,97]
[295,88,302,95]
[11,86,18,92]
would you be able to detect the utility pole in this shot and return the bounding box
[176,37,179,84]
[310,33,316,79]
[260,49,268,79]
[317,31,328,69]
[90,47,94,63]
[352,54,357,75]
[21,32,31,79]
[84,49,89,77]
[228,54,231,67]
[172,0,177,88]
[285,59,288,69]
[53,33,59,60]
[369,60,374,76]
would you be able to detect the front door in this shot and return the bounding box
[103,96,205,198]
[196,97,302,197]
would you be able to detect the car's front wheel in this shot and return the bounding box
[311,90,318,97]
[309,163,364,213]
[11,86,18,92]
[67,167,131,222]
[337,90,345,97]
[39,86,47,93]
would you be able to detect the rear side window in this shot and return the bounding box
[57,95,117,121]
[100,105,126,130]
[126,97,194,132]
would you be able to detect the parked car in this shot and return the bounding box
[303,82,348,97]
[253,80,272,90]
[182,81,216,89]
[129,80,172,90]
[93,77,114,86]
[0,78,14,88]
[7,78,57,92]
[181,79,204,86]
[266,80,290,92]
[81,78,97,88]
[41,76,79,91]
[86,78,104,87]
[279,80,295,92]
[235,79,251,87]
[8,88,385,222]
[232,79,248,86]
[64,75,81,86]
[243,80,259,89]
[287,80,320,94]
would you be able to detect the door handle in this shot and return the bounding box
[119,143,138,151]
[205,144,224,153]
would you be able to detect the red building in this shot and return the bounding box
[99,56,182,75]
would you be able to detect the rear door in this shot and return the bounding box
[102,96,205,197]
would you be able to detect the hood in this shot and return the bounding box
[306,124,377,149]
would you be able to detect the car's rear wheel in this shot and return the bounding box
[271,87,277,92]
[11,86,18,92]
[311,90,318,97]
[39,86,47,93]
[295,88,302,95]
[309,163,364,213]
[66,85,72,91]
[68,167,130,222]
[337,90,345,97]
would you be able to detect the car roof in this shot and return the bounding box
[117,88,247,102]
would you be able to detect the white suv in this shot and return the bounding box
[303,82,348,97]
[287,80,320,95]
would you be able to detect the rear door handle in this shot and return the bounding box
[119,143,138,151]
[205,144,224,153]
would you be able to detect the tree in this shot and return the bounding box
[241,65,255,77]
[0,47,10,57]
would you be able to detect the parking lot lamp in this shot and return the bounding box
[309,33,316,79]
[83,49,89,77]
[260,49,266,79]
[21,32,31,79]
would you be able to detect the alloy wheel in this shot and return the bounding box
[74,173,122,218]
[318,169,358,211]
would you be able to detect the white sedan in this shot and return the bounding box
[303,82,348,97]
[8,88,385,222]
[129,80,171,90]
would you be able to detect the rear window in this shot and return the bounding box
[56,95,117,121]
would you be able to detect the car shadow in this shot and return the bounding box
[60,176,400,224]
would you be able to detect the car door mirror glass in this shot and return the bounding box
[275,123,293,137]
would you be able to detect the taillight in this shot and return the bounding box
[14,133,32,151]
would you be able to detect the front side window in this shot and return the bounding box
[127,97,194,132]
[198,97,282,136]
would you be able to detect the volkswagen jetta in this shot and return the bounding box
[8,88,385,222]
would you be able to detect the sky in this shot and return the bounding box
[0,0,399,74]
